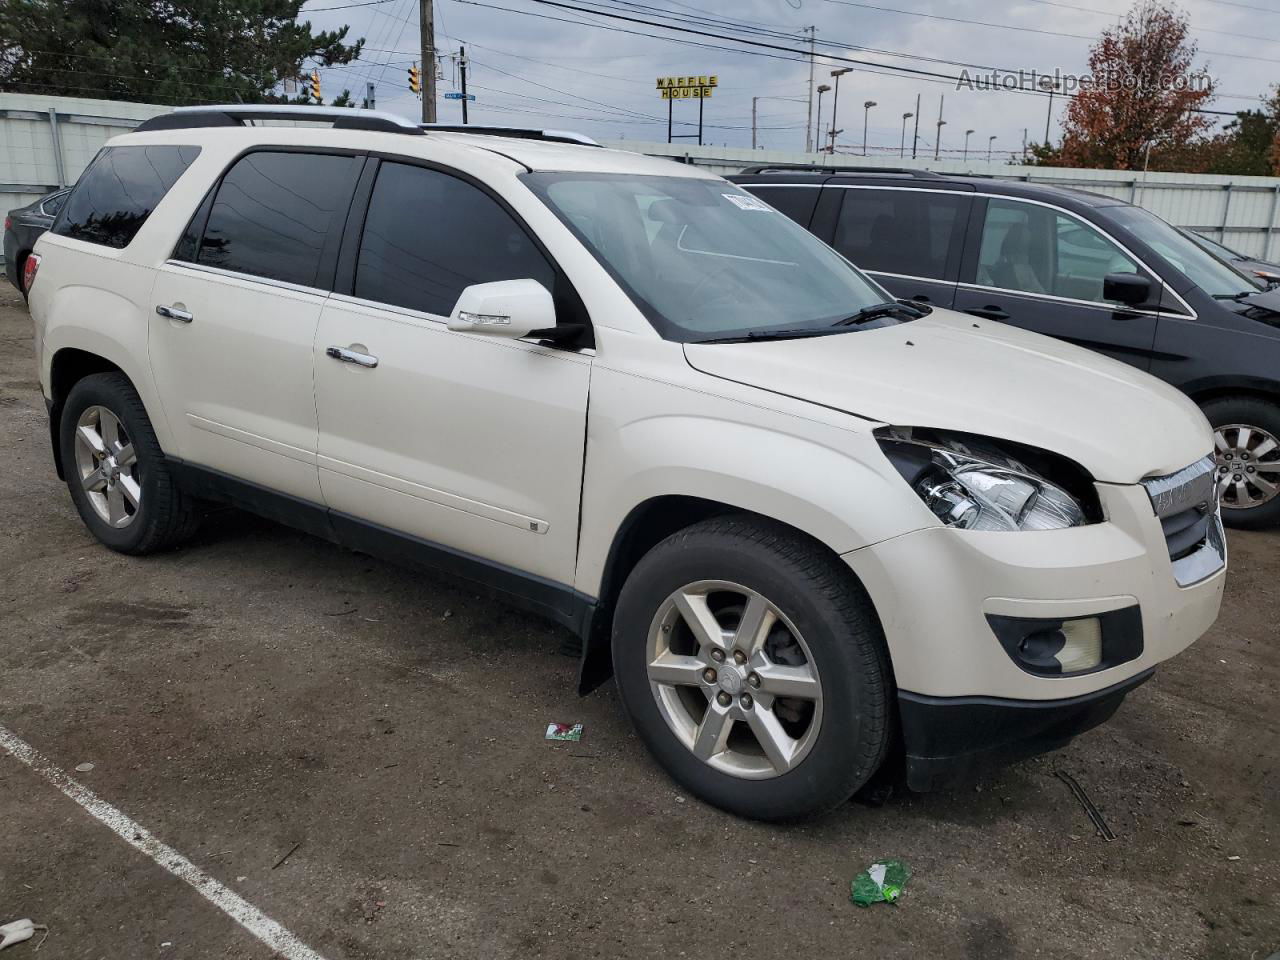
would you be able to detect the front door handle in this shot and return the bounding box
[155,304,194,323]
[965,305,1010,321]
[326,345,379,368]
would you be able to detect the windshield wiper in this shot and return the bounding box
[831,300,928,326]
[698,327,850,344]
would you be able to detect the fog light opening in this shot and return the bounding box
[1017,617,1103,674]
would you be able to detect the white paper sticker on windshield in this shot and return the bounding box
[722,192,772,211]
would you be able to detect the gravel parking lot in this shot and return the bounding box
[0,285,1276,960]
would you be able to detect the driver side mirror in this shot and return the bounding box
[448,279,556,338]
[1103,272,1152,307]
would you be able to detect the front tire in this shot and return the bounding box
[60,372,201,554]
[1202,396,1280,530]
[612,516,892,821]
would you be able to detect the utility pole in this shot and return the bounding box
[752,97,758,150]
[419,0,437,123]
[963,128,973,161]
[1022,128,1028,162]
[364,82,376,110]
[458,45,469,124]
[803,26,817,152]
[933,95,945,162]
[900,110,913,158]
[863,101,876,156]
[911,93,920,160]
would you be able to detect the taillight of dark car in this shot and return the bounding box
[3,216,11,233]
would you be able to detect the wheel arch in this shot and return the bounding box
[47,348,131,480]
[1184,376,1280,408]
[576,494,891,695]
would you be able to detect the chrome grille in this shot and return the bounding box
[1141,455,1225,586]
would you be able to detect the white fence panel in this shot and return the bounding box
[4,94,1280,263]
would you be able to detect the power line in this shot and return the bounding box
[820,0,1280,66]
[464,0,1241,115]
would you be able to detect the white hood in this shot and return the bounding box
[684,309,1211,484]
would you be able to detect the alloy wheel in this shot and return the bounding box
[1215,423,1280,510]
[73,405,141,528]
[646,580,822,779]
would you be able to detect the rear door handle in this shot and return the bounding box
[326,345,379,368]
[965,306,1010,321]
[155,304,193,323]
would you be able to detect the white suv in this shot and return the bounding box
[27,106,1226,820]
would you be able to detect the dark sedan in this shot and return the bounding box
[1180,227,1280,286]
[4,189,68,298]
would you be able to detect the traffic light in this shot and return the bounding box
[309,70,321,101]
[408,63,421,96]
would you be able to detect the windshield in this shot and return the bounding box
[523,173,894,342]
[1108,205,1264,299]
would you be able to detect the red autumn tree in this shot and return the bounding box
[1056,0,1215,171]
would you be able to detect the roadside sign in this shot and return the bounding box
[656,75,717,99]
[444,92,476,101]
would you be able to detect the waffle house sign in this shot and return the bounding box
[657,75,718,99]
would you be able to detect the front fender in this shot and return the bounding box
[575,393,930,599]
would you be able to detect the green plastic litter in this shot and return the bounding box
[850,859,910,907]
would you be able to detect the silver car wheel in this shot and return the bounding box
[646,580,823,780]
[1215,423,1280,509]
[74,405,141,528]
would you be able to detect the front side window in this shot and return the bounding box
[976,198,1139,304]
[52,145,200,249]
[354,162,555,316]
[833,188,965,281]
[188,151,358,287]
[524,173,892,342]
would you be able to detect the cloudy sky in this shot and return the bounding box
[300,0,1276,159]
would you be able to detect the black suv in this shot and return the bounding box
[733,165,1280,529]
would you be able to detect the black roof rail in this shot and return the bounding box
[134,105,424,135]
[420,123,601,146]
[737,163,945,178]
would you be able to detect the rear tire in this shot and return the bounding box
[1201,396,1280,530]
[612,515,892,821]
[60,372,201,554]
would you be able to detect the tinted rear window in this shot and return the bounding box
[186,151,358,288]
[832,188,966,280]
[53,145,200,249]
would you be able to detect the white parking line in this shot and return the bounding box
[0,724,330,960]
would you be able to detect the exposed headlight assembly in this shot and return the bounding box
[878,428,1094,532]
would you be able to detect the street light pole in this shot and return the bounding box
[815,84,830,156]
[863,100,876,156]
[963,128,974,161]
[900,111,913,158]
[987,135,997,163]
[829,67,851,154]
